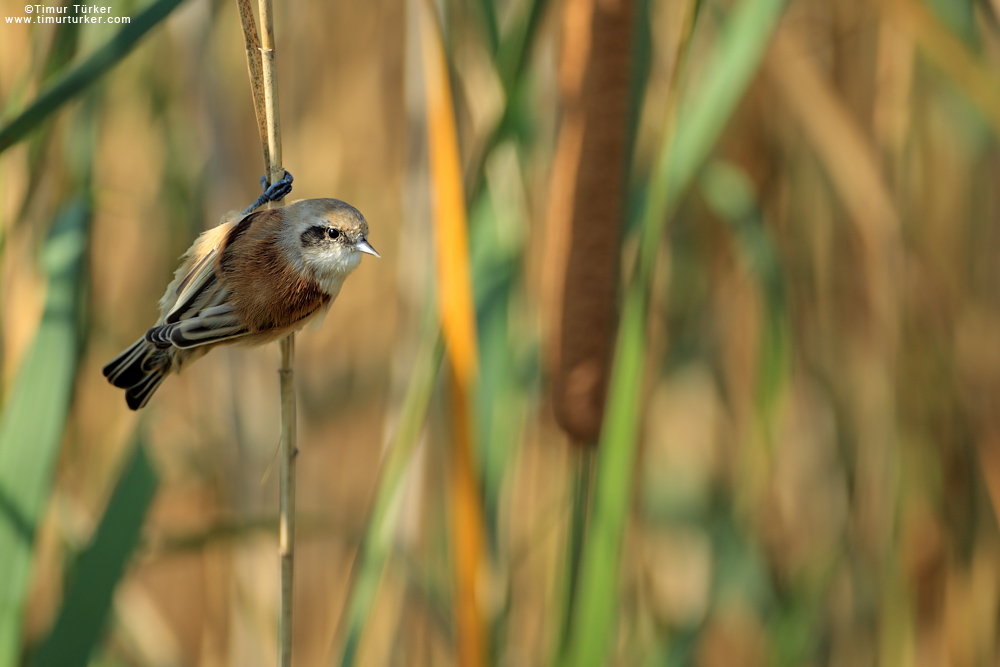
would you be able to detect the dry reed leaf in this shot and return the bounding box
[765,22,902,337]
[766,26,900,242]
[766,16,904,559]
[873,18,915,160]
[884,0,1000,138]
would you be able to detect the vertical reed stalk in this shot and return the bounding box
[235,0,269,167]
[236,0,293,663]
[257,1,294,659]
[277,335,296,667]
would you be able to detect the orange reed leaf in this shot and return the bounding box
[419,0,479,387]
[418,4,487,666]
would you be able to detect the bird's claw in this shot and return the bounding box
[243,170,295,215]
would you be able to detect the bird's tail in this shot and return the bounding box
[102,338,171,410]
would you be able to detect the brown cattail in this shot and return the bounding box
[544,0,634,444]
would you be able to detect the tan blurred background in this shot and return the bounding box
[2,0,1000,664]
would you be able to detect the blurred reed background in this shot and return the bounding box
[1,0,1000,664]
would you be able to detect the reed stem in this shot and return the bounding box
[236,0,293,663]
[277,335,296,667]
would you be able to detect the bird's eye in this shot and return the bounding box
[327,227,341,240]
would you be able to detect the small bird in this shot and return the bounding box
[103,198,379,410]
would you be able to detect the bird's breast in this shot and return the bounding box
[219,240,331,332]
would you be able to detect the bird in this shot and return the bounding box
[103,198,379,410]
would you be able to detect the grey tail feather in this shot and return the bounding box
[102,337,171,410]
[125,370,167,410]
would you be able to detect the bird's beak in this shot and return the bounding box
[355,237,380,258]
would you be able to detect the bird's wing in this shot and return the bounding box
[164,211,265,325]
[164,254,222,324]
[146,304,249,349]
[149,211,271,349]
